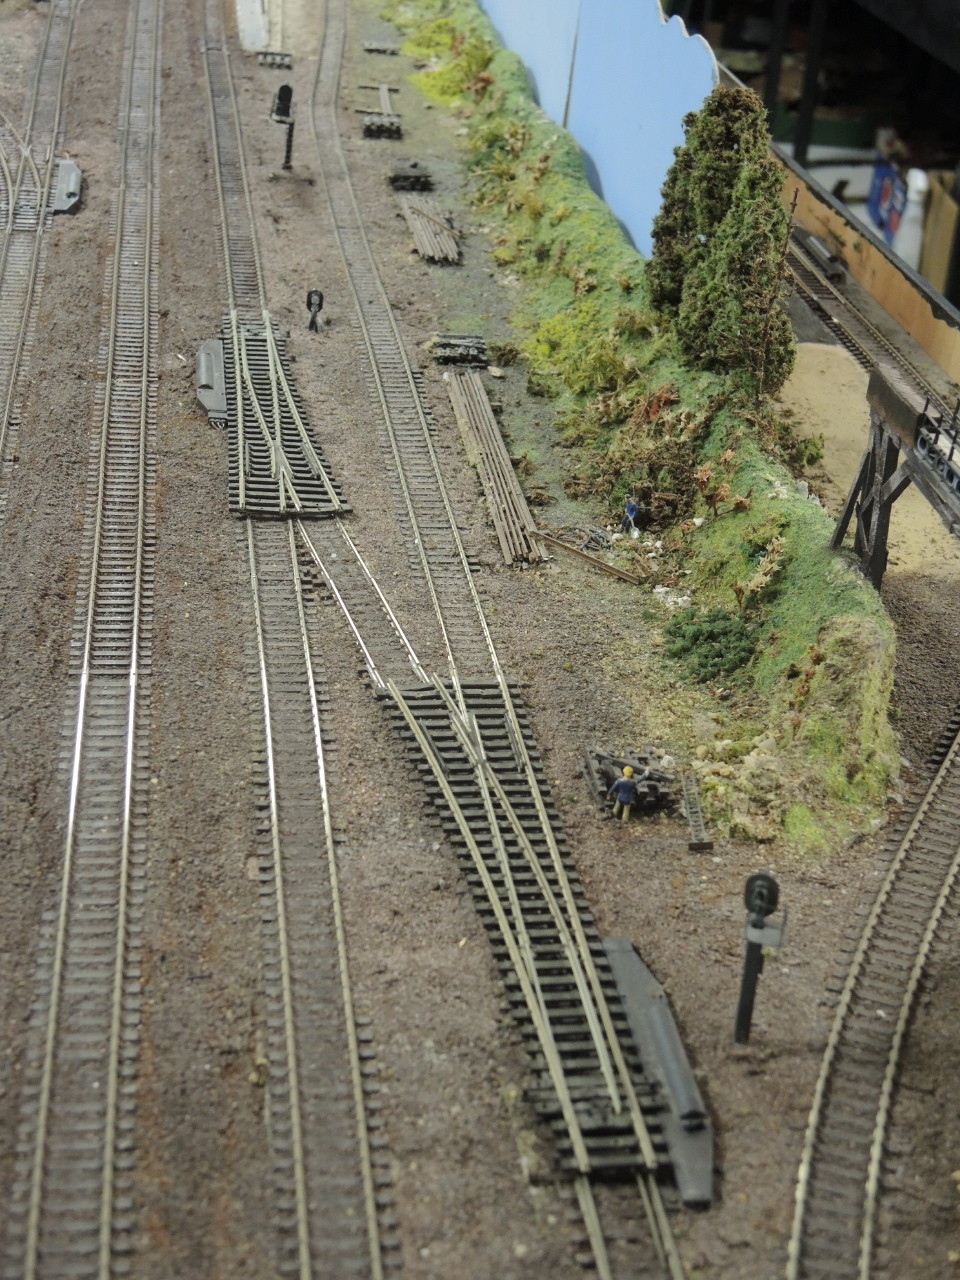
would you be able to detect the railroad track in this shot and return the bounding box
[309,3,688,1274]
[0,0,77,519]
[786,715,960,1279]
[2,0,160,1275]
[786,242,952,415]
[200,3,393,1275]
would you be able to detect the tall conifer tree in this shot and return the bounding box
[648,86,794,394]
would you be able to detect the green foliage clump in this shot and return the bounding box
[412,32,493,103]
[381,1,493,105]
[649,87,770,314]
[664,607,757,682]
[676,156,795,394]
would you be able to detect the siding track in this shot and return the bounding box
[202,9,347,518]
[200,3,390,1276]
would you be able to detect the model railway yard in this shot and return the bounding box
[2,1,960,1278]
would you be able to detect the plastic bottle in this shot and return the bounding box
[893,168,929,271]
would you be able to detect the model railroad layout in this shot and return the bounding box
[1,0,959,1277]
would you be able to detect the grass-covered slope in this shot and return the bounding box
[382,0,898,851]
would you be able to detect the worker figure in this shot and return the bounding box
[306,289,324,332]
[608,765,639,822]
[620,497,639,534]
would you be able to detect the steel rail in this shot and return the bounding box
[431,678,659,1169]
[308,0,501,693]
[787,730,960,1278]
[296,518,429,684]
[0,137,12,235]
[300,515,660,1167]
[385,677,594,1172]
[201,4,267,317]
[637,1173,689,1280]
[859,838,960,1275]
[200,5,385,1274]
[243,517,388,1280]
[203,8,345,517]
[245,521,313,1280]
[6,0,160,1275]
[576,1177,615,1280]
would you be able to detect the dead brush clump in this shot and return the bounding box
[627,383,678,429]
[603,429,700,526]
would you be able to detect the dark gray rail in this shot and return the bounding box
[2,0,160,1275]
[788,729,960,1278]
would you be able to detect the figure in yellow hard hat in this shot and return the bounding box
[607,765,639,822]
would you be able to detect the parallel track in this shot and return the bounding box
[0,0,77,516]
[787,722,960,1278]
[2,1,160,1275]
[245,521,393,1280]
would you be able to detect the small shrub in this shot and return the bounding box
[664,607,757,681]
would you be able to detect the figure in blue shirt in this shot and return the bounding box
[608,765,640,822]
[620,497,639,534]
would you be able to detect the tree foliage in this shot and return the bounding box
[648,87,795,395]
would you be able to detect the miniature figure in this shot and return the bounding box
[608,765,641,822]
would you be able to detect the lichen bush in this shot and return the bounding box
[380,0,898,849]
[665,607,758,682]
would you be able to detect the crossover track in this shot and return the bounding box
[0,0,77,515]
[203,4,346,516]
[787,716,960,1279]
[297,521,685,1280]
[309,2,686,1274]
[201,3,389,1276]
[2,0,160,1276]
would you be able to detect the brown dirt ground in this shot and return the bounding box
[1,1,960,1278]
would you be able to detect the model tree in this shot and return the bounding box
[648,86,795,395]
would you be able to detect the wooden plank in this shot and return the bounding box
[446,370,542,564]
[536,532,643,585]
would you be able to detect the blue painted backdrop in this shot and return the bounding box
[475,0,718,256]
